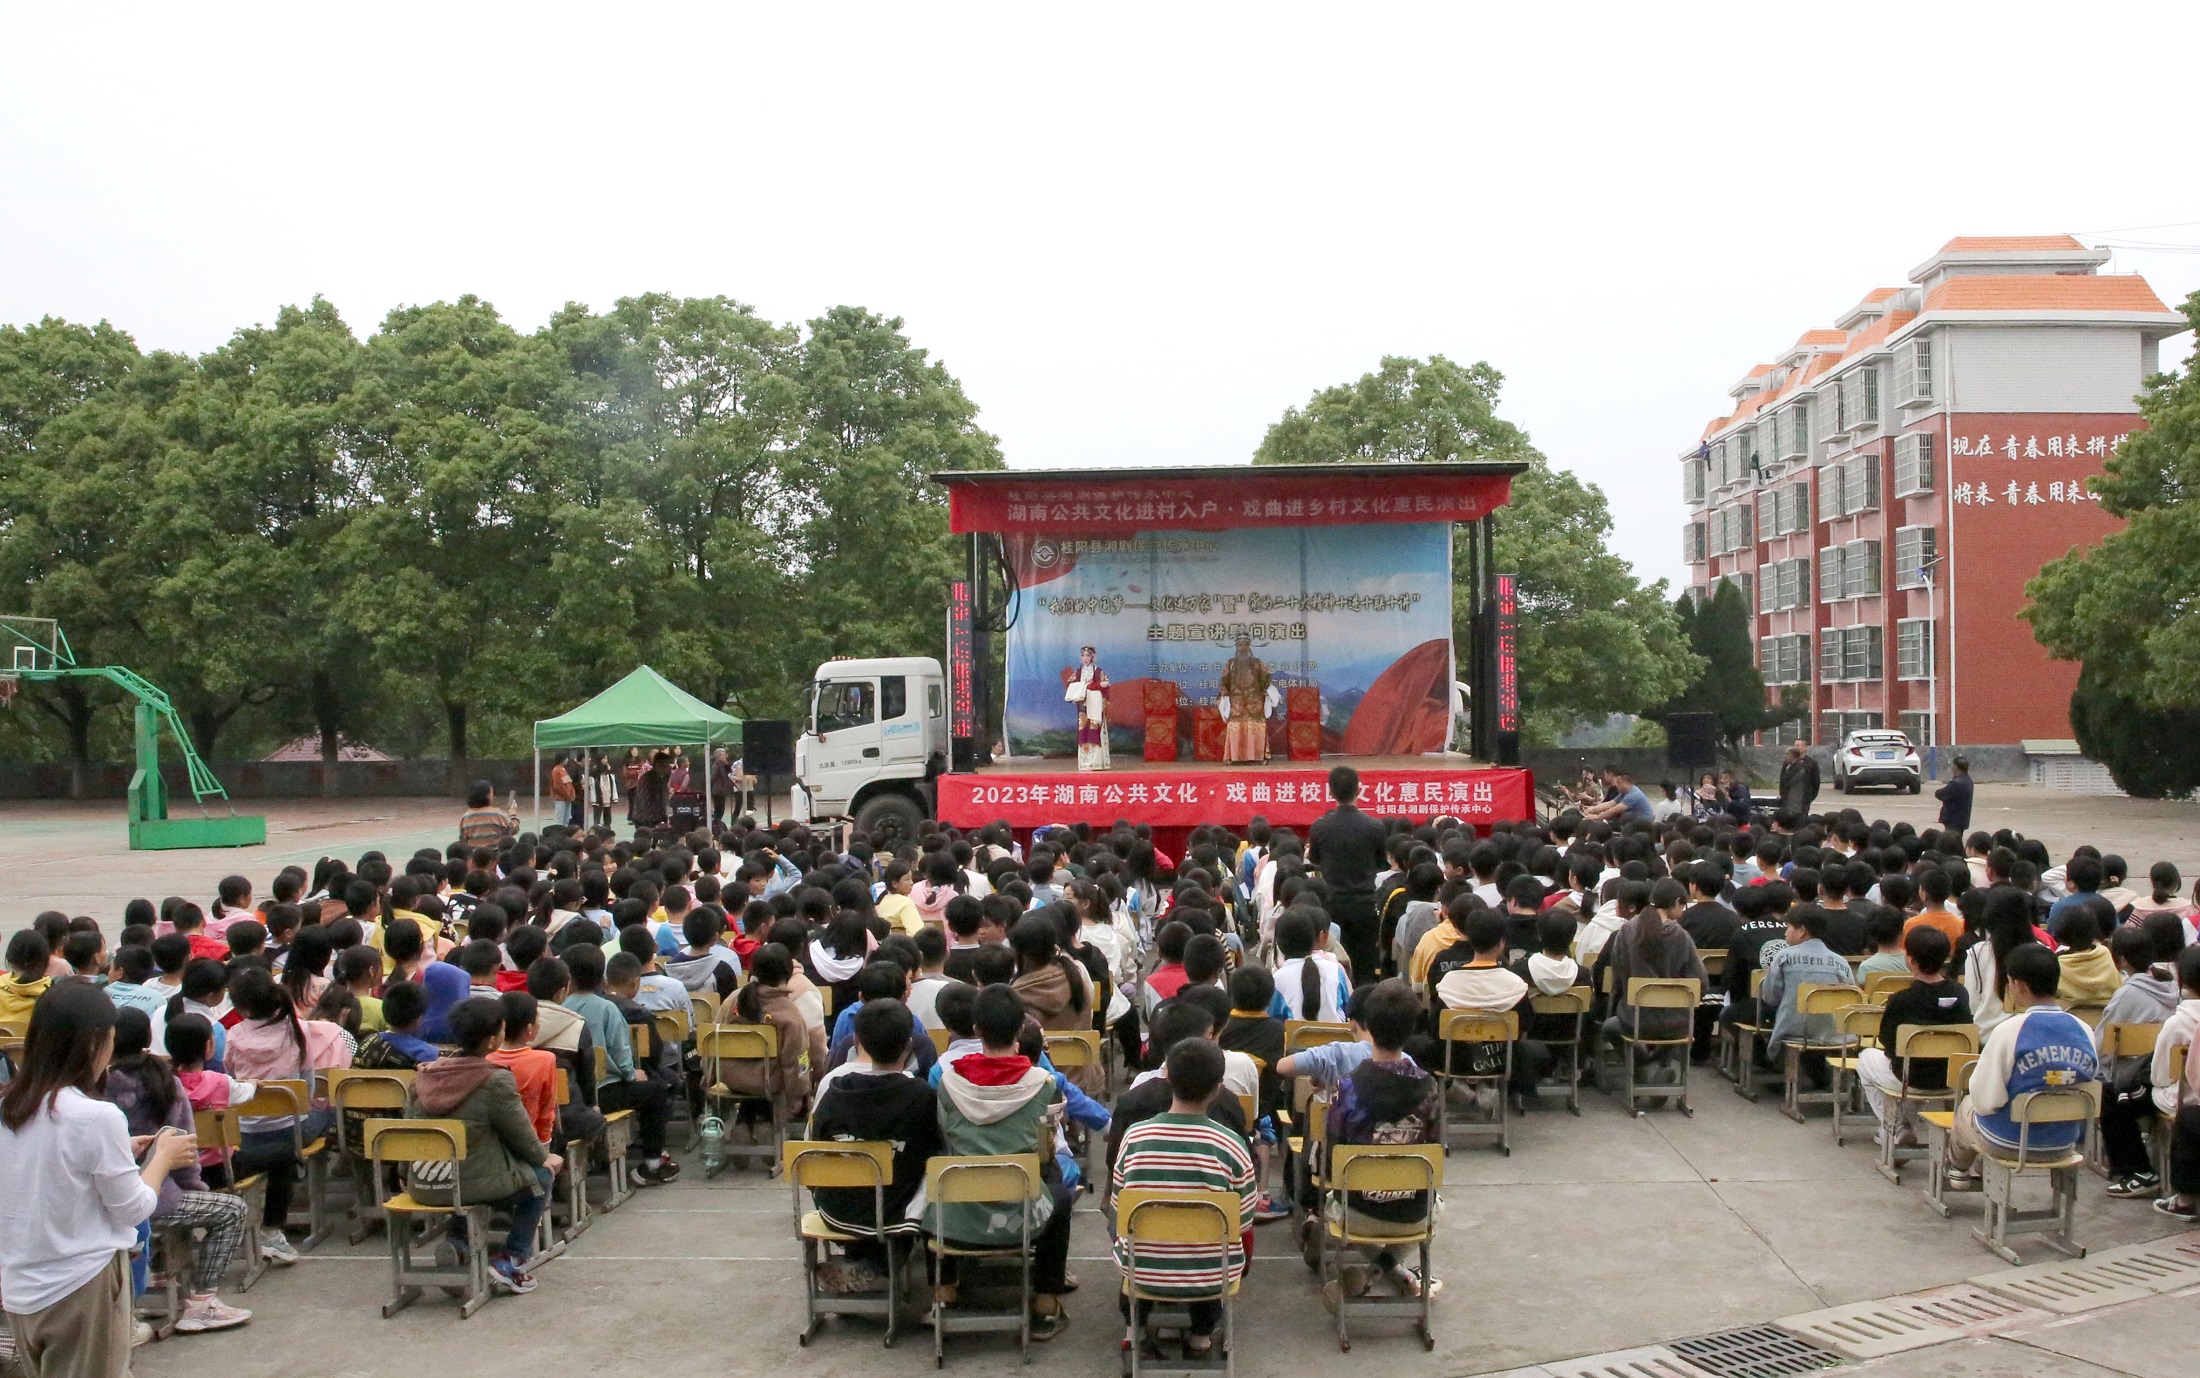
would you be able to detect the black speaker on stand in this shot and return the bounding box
[743,720,795,825]
[1663,713,1720,779]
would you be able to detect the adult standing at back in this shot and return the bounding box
[1310,766,1387,982]
[1,982,201,1378]
[1777,742,1820,820]
[1935,755,1974,833]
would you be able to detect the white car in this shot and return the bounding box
[1834,729,1922,793]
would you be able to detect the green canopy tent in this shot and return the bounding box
[532,665,743,829]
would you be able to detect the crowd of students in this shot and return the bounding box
[3,764,2199,1374]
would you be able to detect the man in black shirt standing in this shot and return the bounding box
[1309,766,1387,983]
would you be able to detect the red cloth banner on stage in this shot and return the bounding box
[1143,716,1178,762]
[1286,685,1321,720]
[1287,721,1322,761]
[1192,706,1225,761]
[939,768,1534,828]
[948,471,1511,536]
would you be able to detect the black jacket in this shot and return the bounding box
[805,1071,943,1233]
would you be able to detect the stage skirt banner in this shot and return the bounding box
[939,768,1533,828]
[1001,523,1455,759]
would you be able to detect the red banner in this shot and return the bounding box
[945,471,1511,535]
[937,767,1534,828]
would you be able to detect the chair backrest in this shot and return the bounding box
[1747,969,1765,999]
[929,1027,952,1054]
[782,1139,892,1190]
[926,1153,1042,1205]
[1283,1019,1353,1052]
[554,1067,571,1106]
[193,1106,244,1154]
[1437,1007,1520,1044]
[699,1022,779,1062]
[1625,977,1701,1010]
[1044,1030,1101,1070]
[1529,984,1592,1018]
[1329,1143,1443,1195]
[2009,1082,2102,1126]
[652,1010,690,1048]
[1948,1053,1980,1100]
[1697,949,1726,979]
[1796,983,1863,1017]
[1235,1092,1258,1129]
[1836,1006,1883,1044]
[1895,1024,1979,1061]
[365,1117,465,1170]
[1116,1188,1239,1247]
[628,1022,656,1060]
[2101,1022,2161,1060]
[1598,964,1613,996]
[2066,1003,2108,1030]
[817,986,834,1018]
[1863,972,1910,1003]
[0,1022,23,1041]
[688,990,723,1026]
[236,1078,313,1121]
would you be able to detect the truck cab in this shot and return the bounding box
[795,656,947,841]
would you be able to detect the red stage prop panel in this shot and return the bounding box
[1142,681,1179,761]
[1192,706,1225,762]
[940,768,1534,829]
[1287,720,1321,761]
[1286,685,1321,720]
[947,470,1510,536]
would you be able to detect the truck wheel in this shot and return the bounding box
[855,793,924,846]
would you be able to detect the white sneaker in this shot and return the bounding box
[258,1229,299,1264]
[131,1320,154,1347]
[174,1298,252,1333]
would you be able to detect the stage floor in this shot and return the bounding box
[973,752,1490,775]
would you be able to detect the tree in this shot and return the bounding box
[1255,355,1700,741]
[1659,579,1806,749]
[2025,290,2200,794]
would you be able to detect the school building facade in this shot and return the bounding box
[1681,235,2187,756]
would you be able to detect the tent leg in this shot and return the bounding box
[703,754,712,837]
[532,750,540,832]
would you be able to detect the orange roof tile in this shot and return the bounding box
[1839,308,1917,356]
[1922,275,2171,314]
[1743,364,1773,378]
[1937,235,2088,254]
[1794,329,1845,347]
[1862,287,1898,304]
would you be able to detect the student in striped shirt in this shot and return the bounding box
[1110,1038,1257,1360]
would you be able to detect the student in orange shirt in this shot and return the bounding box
[488,992,558,1147]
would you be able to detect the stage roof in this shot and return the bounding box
[933,462,1525,536]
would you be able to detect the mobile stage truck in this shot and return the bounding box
[794,463,1534,852]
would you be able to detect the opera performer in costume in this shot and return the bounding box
[1219,636,1276,764]
[1064,645,1111,772]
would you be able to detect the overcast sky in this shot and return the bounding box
[4,3,2194,590]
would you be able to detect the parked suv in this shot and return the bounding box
[1833,729,1921,793]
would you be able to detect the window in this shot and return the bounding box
[1790,480,1810,533]
[1784,404,1809,460]
[814,680,876,733]
[1896,618,1934,680]
[1819,546,1845,603]
[1843,626,1883,681]
[1685,457,1708,504]
[1893,433,1935,497]
[1893,526,1937,589]
[1760,633,1810,685]
[1841,457,1880,516]
[1685,522,1705,564]
[927,683,943,718]
[1895,338,1934,405]
[881,675,907,721]
[1860,367,1880,424]
[1817,468,1843,525]
[1822,709,1886,742]
[1899,711,1935,746]
[1818,389,1843,442]
[1733,503,1753,550]
[1820,627,1844,675]
[1725,571,1753,608]
[1759,557,1809,611]
[1766,718,1808,747]
[1843,539,1881,598]
[1757,489,1778,540]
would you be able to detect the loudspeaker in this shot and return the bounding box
[743,720,795,777]
[1664,714,1719,769]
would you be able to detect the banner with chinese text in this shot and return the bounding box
[938,767,1534,828]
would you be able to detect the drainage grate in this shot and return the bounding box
[1775,1284,2039,1359]
[1536,1346,1722,1378]
[1969,1240,2200,1314]
[1668,1326,1843,1378]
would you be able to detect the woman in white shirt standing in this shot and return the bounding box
[1,981,199,1378]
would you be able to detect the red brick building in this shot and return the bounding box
[1682,236,2188,749]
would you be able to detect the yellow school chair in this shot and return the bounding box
[1778,983,1865,1124]
[1921,1055,1981,1218]
[699,1023,783,1177]
[2088,1022,2160,1178]
[1527,985,1593,1114]
[1283,1020,1354,1053]
[1321,1144,1442,1352]
[1116,1188,1243,1378]
[1974,1082,2102,1264]
[363,1118,492,1319]
[782,1140,904,1347]
[929,1027,953,1054]
[1614,978,1701,1118]
[925,1154,1046,1366]
[687,989,723,1026]
[1874,1024,1979,1184]
[328,1069,414,1243]
[192,1106,274,1289]
[1827,1006,1884,1146]
[1863,971,1910,1005]
[235,1078,334,1254]
[1721,970,1771,1100]
[1433,1007,1518,1154]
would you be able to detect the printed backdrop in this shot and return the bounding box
[1002,523,1454,757]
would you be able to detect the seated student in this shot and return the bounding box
[600,951,684,1085]
[61,929,106,987]
[905,925,956,1030]
[2053,903,2119,1008]
[1217,965,1290,1218]
[1509,907,1589,1076]
[928,980,983,1067]
[1140,921,1194,1019]
[224,919,268,967]
[1430,908,1537,1108]
[356,980,440,1070]
[1598,879,1709,1078]
[1856,910,1911,984]
[1388,863,1447,981]
[724,942,825,1137]
[487,992,559,1158]
[664,908,741,1001]
[101,1008,254,1333]
[1678,863,1738,951]
[1180,933,1228,995]
[617,927,696,1019]
[0,930,54,1027]
[1110,1038,1258,1359]
[105,945,171,1020]
[1944,944,2101,1193]
[2097,927,2181,1197]
[1855,927,1971,1144]
[826,960,940,1075]
[1274,983,1380,1092]
[563,945,679,1185]
[224,965,348,1263]
[406,995,562,1295]
[457,939,503,997]
[1760,903,1853,1086]
[1405,893,1470,990]
[938,895,988,985]
[332,945,385,1033]
[803,997,943,1293]
[1904,867,1963,944]
[170,903,230,964]
[2156,948,2200,1222]
[1321,978,1443,1305]
[928,984,1072,1341]
[1270,911,1351,1023]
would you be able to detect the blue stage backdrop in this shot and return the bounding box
[1002,524,1455,758]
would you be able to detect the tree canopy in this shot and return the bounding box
[1659,578,1806,749]
[2026,290,2200,795]
[0,297,1000,768]
[1254,355,1700,742]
